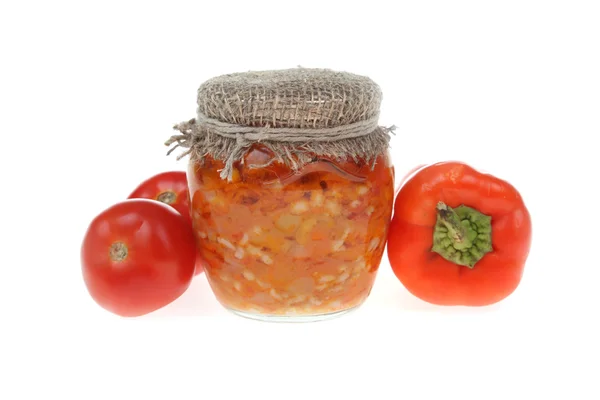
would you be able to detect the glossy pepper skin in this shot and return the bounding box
[387,161,532,306]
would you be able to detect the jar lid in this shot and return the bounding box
[166,67,395,181]
[197,68,382,130]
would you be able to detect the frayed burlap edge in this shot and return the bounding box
[165,118,395,182]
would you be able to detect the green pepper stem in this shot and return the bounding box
[431,201,493,268]
[436,202,467,244]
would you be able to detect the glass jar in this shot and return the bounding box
[188,144,394,321]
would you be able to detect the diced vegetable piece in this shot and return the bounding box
[296,218,318,245]
[275,214,302,234]
[324,200,342,216]
[208,194,229,213]
[311,192,324,207]
[290,200,310,215]
[248,230,286,249]
[368,237,380,252]
[287,277,315,294]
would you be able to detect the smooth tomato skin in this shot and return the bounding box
[128,171,203,275]
[81,199,197,317]
[387,161,532,306]
[128,171,192,226]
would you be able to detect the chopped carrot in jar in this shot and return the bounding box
[188,145,394,316]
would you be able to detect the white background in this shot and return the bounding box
[1,1,599,399]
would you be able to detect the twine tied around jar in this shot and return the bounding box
[165,68,395,181]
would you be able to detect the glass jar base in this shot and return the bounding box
[227,305,361,323]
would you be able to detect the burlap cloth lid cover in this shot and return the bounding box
[165,67,395,181]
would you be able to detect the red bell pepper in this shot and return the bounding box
[387,161,532,306]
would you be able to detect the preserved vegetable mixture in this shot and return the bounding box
[188,146,394,316]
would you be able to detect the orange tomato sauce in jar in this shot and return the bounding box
[188,145,394,319]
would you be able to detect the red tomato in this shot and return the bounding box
[128,171,204,275]
[128,171,192,226]
[81,199,197,317]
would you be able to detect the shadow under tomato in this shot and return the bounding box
[145,275,230,318]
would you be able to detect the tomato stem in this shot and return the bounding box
[431,202,493,268]
[109,242,129,262]
[157,191,176,204]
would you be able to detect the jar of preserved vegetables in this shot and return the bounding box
[166,68,395,322]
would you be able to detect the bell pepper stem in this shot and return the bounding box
[436,203,467,243]
[431,201,493,268]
